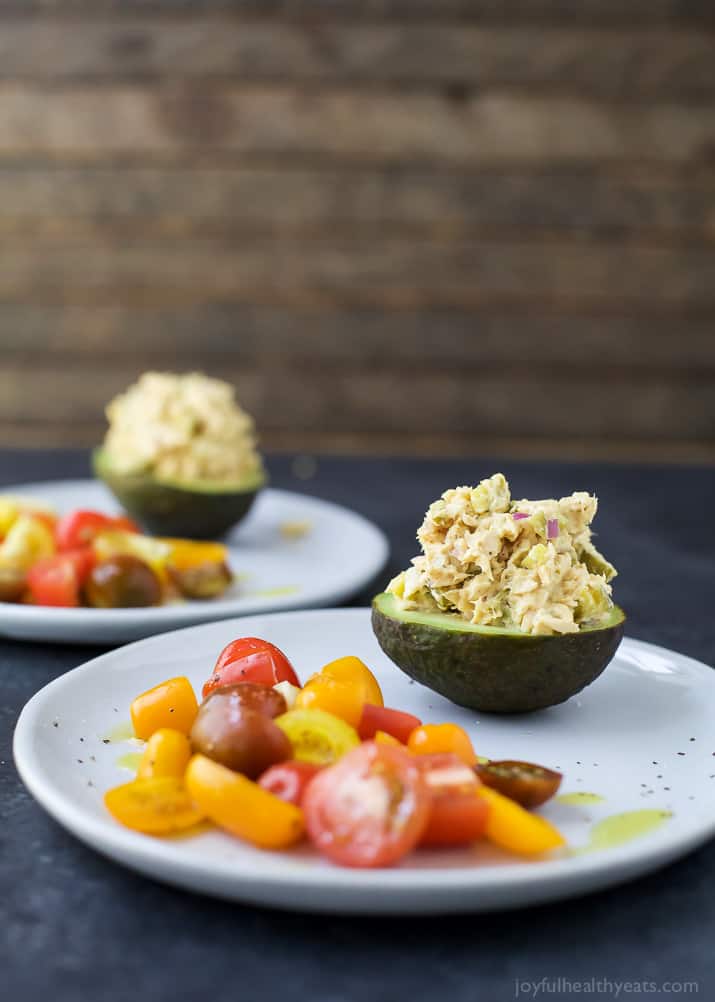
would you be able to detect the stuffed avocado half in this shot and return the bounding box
[94,372,266,538]
[372,473,625,713]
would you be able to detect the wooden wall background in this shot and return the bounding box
[1,1,715,461]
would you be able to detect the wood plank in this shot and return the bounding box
[0,21,713,100]
[0,363,712,441]
[0,85,713,164]
[0,237,713,308]
[1,2,713,27]
[1,304,715,372]
[0,165,713,240]
[3,422,714,466]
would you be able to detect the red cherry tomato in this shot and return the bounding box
[415,753,489,847]
[64,547,97,584]
[258,761,323,806]
[202,637,301,699]
[302,741,430,867]
[27,554,81,607]
[55,510,139,551]
[358,703,422,744]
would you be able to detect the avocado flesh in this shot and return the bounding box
[371,591,625,714]
[93,448,265,539]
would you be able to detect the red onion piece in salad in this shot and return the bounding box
[512,512,529,521]
[547,518,559,539]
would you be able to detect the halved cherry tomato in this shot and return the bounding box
[130,676,199,740]
[258,761,323,806]
[185,754,304,849]
[408,723,478,766]
[475,760,562,808]
[318,656,383,707]
[358,703,421,744]
[64,546,96,583]
[55,510,112,550]
[416,753,489,846]
[374,730,402,747]
[478,786,565,856]
[295,675,365,728]
[137,728,192,780]
[104,776,204,835]
[273,708,359,765]
[55,510,139,551]
[303,742,430,867]
[202,637,301,698]
[27,554,81,607]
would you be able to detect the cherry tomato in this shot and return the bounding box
[302,742,430,867]
[258,761,323,806]
[478,786,565,856]
[273,708,359,766]
[84,555,162,608]
[190,684,290,778]
[358,703,422,744]
[131,676,198,740]
[408,723,478,766]
[415,753,489,846]
[202,637,301,698]
[475,760,562,808]
[55,510,113,550]
[318,656,384,707]
[104,776,204,835]
[112,515,140,534]
[295,675,365,728]
[64,546,96,583]
[27,554,81,607]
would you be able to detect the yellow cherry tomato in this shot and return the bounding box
[159,538,229,570]
[137,728,192,780]
[273,708,360,765]
[104,776,204,835]
[318,656,383,708]
[374,729,402,747]
[130,676,198,740]
[407,723,478,766]
[295,675,365,728]
[478,786,565,856]
[185,754,304,849]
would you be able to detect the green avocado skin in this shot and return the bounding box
[93,450,263,539]
[371,595,625,714]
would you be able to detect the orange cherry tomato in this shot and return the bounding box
[416,753,489,846]
[303,742,430,868]
[407,723,478,766]
[374,730,402,747]
[202,637,301,698]
[318,656,383,707]
[258,761,323,806]
[185,754,304,849]
[104,776,204,835]
[478,786,565,856]
[358,703,422,744]
[130,676,199,740]
[295,675,365,728]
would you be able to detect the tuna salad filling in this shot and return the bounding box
[388,473,617,636]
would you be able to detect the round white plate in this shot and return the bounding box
[0,480,387,643]
[14,608,715,914]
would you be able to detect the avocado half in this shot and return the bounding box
[371,591,625,714]
[93,448,265,539]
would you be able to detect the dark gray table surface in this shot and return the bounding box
[1,449,714,1002]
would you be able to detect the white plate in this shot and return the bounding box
[14,608,715,914]
[0,480,387,643]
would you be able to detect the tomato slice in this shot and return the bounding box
[104,776,205,835]
[358,703,421,744]
[415,753,489,846]
[273,708,359,765]
[303,742,430,867]
[64,546,96,584]
[258,761,323,806]
[27,554,81,607]
[202,637,301,698]
[475,760,562,808]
